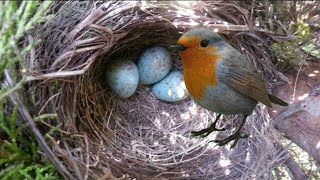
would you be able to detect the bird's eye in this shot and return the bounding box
[200,39,209,47]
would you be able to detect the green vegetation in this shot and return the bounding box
[0,100,58,180]
[301,38,320,60]
[270,40,305,70]
[270,20,312,70]
[270,15,320,70]
[0,1,59,179]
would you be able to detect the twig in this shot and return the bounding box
[0,78,24,101]
[38,93,60,116]
[63,140,83,180]
[97,169,117,180]
[250,0,255,22]
[278,143,308,180]
[292,55,307,102]
[62,2,110,44]
[27,35,36,72]
[84,133,90,180]
[51,44,105,68]
[26,70,86,81]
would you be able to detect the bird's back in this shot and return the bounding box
[216,44,274,107]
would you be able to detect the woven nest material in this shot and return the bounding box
[25,1,290,179]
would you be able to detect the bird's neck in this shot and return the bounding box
[181,48,221,100]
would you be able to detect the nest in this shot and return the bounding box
[24,1,291,179]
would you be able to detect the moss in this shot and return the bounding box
[270,40,306,70]
[270,20,314,70]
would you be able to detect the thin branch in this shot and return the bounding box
[26,70,86,81]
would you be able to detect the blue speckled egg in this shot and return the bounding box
[152,70,188,102]
[137,46,172,85]
[105,58,139,98]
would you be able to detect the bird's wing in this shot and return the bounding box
[219,52,273,107]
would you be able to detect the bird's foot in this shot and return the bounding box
[213,131,249,148]
[191,126,226,138]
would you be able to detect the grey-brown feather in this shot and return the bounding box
[217,43,273,107]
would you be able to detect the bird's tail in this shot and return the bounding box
[268,94,288,106]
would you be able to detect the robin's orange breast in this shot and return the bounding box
[180,45,222,100]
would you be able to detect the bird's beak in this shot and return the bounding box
[174,44,186,52]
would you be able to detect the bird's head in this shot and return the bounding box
[176,28,226,68]
[176,28,226,52]
[175,28,226,99]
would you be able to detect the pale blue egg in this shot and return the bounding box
[105,58,139,98]
[152,70,188,102]
[137,46,172,85]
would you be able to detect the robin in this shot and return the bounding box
[176,28,288,148]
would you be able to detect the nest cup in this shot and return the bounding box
[26,1,289,179]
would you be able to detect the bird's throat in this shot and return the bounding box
[181,48,221,100]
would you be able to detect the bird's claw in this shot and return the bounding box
[191,126,226,138]
[214,131,249,148]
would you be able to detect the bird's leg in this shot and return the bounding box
[191,114,226,137]
[214,115,249,148]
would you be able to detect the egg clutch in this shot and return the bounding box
[105,46,189,102]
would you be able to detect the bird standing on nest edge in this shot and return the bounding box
[176,28,288,148]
